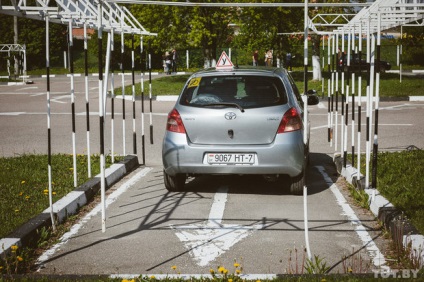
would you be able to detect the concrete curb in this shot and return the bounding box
[334,154,424,264]
[0,155,139,258]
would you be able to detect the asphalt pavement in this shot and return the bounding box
[0,72,423,277]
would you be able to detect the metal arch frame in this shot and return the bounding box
[0,0,156,36]
[334,0,424,34]
[0,43,27,82]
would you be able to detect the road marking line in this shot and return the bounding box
[316,166,390,271]
[171,186,268,267]
[35,167,152,269]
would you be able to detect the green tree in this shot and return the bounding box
[233,0,303,66]
[0,15,67,71]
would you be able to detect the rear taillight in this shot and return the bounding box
[277,107,303,133]
[166,108,186,133]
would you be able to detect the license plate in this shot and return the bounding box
[207,153,255,164]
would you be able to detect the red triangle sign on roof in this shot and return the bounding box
[216,51,234,70]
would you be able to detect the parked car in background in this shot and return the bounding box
[162,65,319,195]
[338,53,391,73]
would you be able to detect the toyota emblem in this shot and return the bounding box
[225,112,237,120]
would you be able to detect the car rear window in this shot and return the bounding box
[179,75,287,109]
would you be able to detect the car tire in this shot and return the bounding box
[290,170,305,195]
[163,170,186,192]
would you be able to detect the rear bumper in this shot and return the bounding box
[162,131,305,177]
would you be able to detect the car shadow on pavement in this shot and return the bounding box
[181,153,338,196]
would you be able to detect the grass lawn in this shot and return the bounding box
[360,150,424,234]
[0,154,122,239]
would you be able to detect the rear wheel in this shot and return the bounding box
[163,170,186,192]
[290,170,305,195]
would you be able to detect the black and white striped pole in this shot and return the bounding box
[45,14,55,232]
[344,29,351,169]
[68,21,78,188]
[303,4,308,146]
[351,27,356,168]
[140,36,146,165]
[327,34,331,143]
[121,28,126,156]
[110,28,116,163]
[335,32,340,153]
[84,23,92,178]
[372,12,381,190]
[303,0,312,262]
[149,41,153,145]
[365,18,371,189]
[97,1,106,233]
[357,22,363,174]
[330,34,335,147]
[131,34,137,154]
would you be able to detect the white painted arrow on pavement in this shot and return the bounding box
[170,186,267,267]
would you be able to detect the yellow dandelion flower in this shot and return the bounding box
[21,180,26,184]
[52,192,56,195]
[17,256,23,262]
[228,279,233,282]
[256,280,261,282]
[234,263,240,268]
[19,192,23,196]
[11,245,18,252]
[218,266,226,273]
[171,265,177,270]
[321,279,327,282]
[223,269,228,274]
[25,195,30,200]
[69,167,74,171]
[15,209,19,213]
[150,275,155,279]
[0,266,3,271]
[347,267,353,273]
[236,269,241,275]
[210,269,215,274]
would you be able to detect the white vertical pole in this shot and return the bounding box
[327,34,331,145]
[140,36,146,165]
[303,0,312,262]
[303,1,308,146]
[340,30,345,157]
[84,23,92,178]
[365,18,371,189]
[46,14,56,232]
[357,22,362,175]
[131,34,137,155]
[372,12,381,192]
[69,21,78,188]
[351,27,356,168]
[344,29,351,168]
[98,0,106,233]
[330,34,335,148]
[334,32,339,152]
[110,28,115,164]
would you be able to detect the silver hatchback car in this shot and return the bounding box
[162,66,319,194]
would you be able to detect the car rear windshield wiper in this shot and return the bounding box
[204,102,245,113]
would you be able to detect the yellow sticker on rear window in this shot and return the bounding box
[187,77,201,88]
